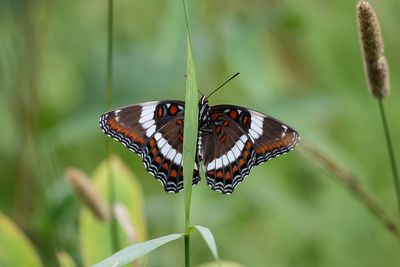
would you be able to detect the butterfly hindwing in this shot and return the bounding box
[202,105,299,194]
[100,101,200,193]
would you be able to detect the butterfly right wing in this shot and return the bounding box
[100,101,200,193]
[201,105,299,194]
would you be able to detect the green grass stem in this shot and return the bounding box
[378,99,400,218]
[106,0,119,252]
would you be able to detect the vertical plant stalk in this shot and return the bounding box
[356,0,400,218]
[106,0,119,252]
[184,235,190,267]
[182,0,199,266]
[378,100,400,215]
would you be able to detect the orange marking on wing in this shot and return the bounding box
[176,119,183,125]
[155,156,162,164]
[136,137,145,144]
[239,158,246,167]
[211,113,219,120]
[246,142,252,149]
[229,109,238,120]
[223,121,229,127]
[108,118,122,131]
[243,150,250,159]
[215,125,222,135]
[149,138,156,147]
[170,169,177,178]
[169,105,178,116]
[220,135,226,144]
[128,131,137,139]
[207,170,214,177]
[261,145,267,153]
[151,147,158,156]
[216,170,223,178]
[242,115,249,125]
[162,162,169,171]
[262,144,271,153]
[178,132,184,141]
[225,171,232,180]
[157,106,164,118]
[232,165,239,173]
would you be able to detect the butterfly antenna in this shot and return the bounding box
[207,72,240,99]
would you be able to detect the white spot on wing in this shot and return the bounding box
[142,120,155,129]
[166,149,176,162]
[141,108,155,117]
[158,137,167,148]
[142,103,158,110]
[249,114,263,140]
[222,155,229,166]
[154,133,162,141]
[173,152,182,165]
[249,128,260,140]
[139,112,154,123]
[216,158,222,169]
[146,125,156,137]
[206,134,249,171]
[207,160,215,171]
[251,117,263,128]
[232,146,241,157]
[160,141,171,156]
[227,151,235,162]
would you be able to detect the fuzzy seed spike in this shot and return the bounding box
[356,0,390,99]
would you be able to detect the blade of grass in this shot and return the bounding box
[182,0,198,226]
[92,234,185,267]
[183,35,198,227]
[182,0,199,266]
[193,226,220,264]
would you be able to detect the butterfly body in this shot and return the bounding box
[100,95,299,194]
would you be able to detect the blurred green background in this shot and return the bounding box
[1,0,400,266]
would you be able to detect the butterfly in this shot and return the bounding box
[99,77,299,194]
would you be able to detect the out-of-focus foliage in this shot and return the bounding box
[195,261,245,267]
[80,156,147,266]
[0,212,42,267]
[57,251,77,267]
[1,0,400,266]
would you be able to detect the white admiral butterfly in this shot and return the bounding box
[100,80,299,194]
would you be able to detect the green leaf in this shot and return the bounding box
[57,251,77,267]
[92,233,185,267]
[182,5,199,226]
[193,225,220,262]
[0,212,42,267]
[80,155,147,266]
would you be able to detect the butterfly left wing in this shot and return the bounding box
[99,101,201,193]
[201,105,299,194]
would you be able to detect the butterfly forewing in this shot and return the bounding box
[100,101,200,193]
[201,105,299,194]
